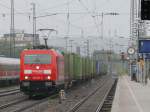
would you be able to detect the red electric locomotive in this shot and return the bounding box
[20,49,65,96]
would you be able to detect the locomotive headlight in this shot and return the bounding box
[24,76,29,80]
[44,70,51,74]
[47,76,51,80]
[24,70,32,74]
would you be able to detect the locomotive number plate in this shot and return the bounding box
[32,70,43,74]
[32,76,41,80]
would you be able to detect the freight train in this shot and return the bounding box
[20,49,108,96]
[0,57,20,86]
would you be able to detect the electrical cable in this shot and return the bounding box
[93,16,101,37]
[34,0,40,7]
[66,0,70,36]
[78,0,92,15]
[23,0,29,7]
[0,2,11,9]
[77,0,102,37]
[0,1,31,19]
[0,10,129,16]
[89,0,102,37]
[38,0,75,12]
[35,13,105,38]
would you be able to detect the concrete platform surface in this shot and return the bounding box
[111,75,150,112]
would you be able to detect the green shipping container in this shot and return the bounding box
[82,58,86,79]
[73,54,82,80]
[64,53,74,82]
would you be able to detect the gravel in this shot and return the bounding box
[0,92,26,106]
[23,75,111,112]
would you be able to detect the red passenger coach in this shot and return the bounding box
[20,49,65,95]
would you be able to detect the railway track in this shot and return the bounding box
[0,93,58,112]
[96,79,118,112]
[67,78,117,112]
[0,88,20,97]
[0,97,28,110]
[11,98,48,112]
[0,87,19,94]
[0,77,117,112]
[0,98,42,112]
[0,95,48,112]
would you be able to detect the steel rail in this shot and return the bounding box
[12,98,48,112]
[0,89,20,97]
[95,82,114,112]
[67,79,110,112]
[10,93,58,112]
[95,79,117,112]
[0,97,28,110]
[0,87,19,94]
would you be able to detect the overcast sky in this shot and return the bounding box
[0,0,130,53]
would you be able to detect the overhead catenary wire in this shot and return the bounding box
[0,0,113,15]
[91,0,97,12]
[23,0,28,6]
[0,0,105,16]
[0,0,114,15]
[0,1,31,19]
[0,11,129,16]
[0,1,27,13]
[78,0,92,14]
[90,0,103,38]
[34,0,40,7]
[66,0,70,36]
[78,0,101,38]
[0,0,129,44]
[47,16,83,30]
[36,14,97,35]
[35,14,83,36]
[38,0,75,12]
[92,16,101,38]
[0,2,10,9]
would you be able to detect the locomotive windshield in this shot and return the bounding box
[24,54,51,64]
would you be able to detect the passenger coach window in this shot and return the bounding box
[24,54,51,64]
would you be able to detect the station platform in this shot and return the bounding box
[111,75,150,112]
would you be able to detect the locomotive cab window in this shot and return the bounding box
[24,54,51,64]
